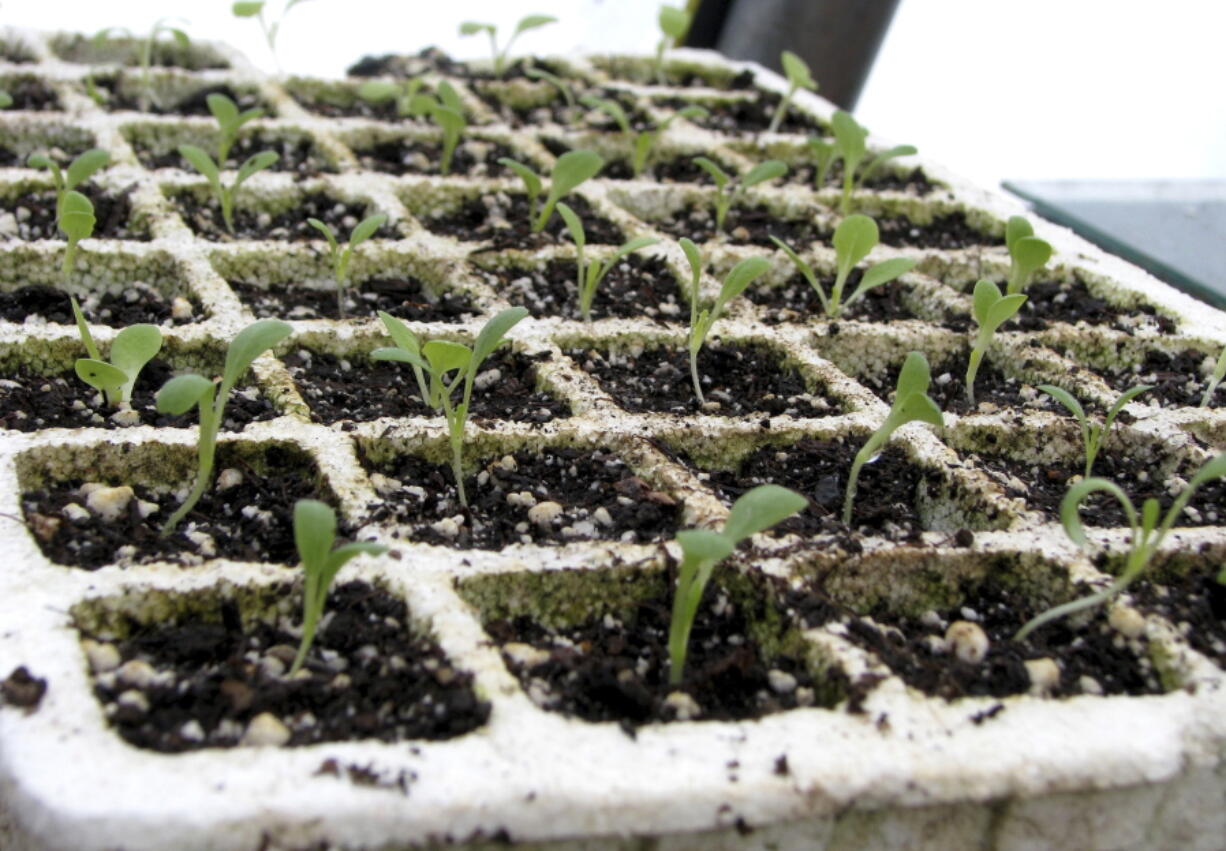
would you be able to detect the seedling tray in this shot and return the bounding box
[0,30,1224,851]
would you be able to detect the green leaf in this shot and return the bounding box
[1103,384,1151,431]
[294,499,336,575]
[984,293,1027,329]
[59,191,96,242]
[972,279,1003,325]
[514,14,557,36]
[859,144,917,186]
[232,1,265,17]
[0,91,11,109]
[26,153,56,173]
[155,373,213,415]
[499,158,542,199]
[423,340,472,376]
[472,306,529,370]
[741,159,787,188]
[716,256,771,307]
[1061,477,1137,548]
[1005,216,1034,252]
[65,149,109,192]
[1037,384,1085,423]
[307,217,338,253]
[658,5,691,39]
[74,359,127,394]
[723,484,807,543]
[580,95,630,134]
[896,351,932,398]
[436,80,463,115]
[222,319,292,389]
[349,213,386,247]
[555,201,585,249]
[604,236,658,269]
[1188,451,1226,490]
[178,144,219,183]
[207,92,239,130]
[234,150,278,186]
[856,257,916,295]
[831,110,867,162]
[894,390,944,428]
[356,80,399,103]
[780,50,816,91]
[833,214,879,274]
[376,311,421,356]
[680,238,703,283]
[1010,236,1053,284]
[325,540,388,574]
[371,346,428,370]
[167,28,191,50]
[676,528,734,564]
[110,324,162,389]
[538,150,603,230]
[691,156,729,188]
[458,21,494,36]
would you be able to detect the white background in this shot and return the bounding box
[4,0,1224,190]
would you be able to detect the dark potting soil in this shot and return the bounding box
[291,88,403,120]
[747,270,930,325]
[571,341,839,418]
[0,75,60,111]
[495,254,681,322]
[23,444,326,568]
[423,192,623,249]
[363,445,680,550]
[95,80,265,117]
[1131,561,1226,668]
[538,137,708,183]
[656,93,824,135]
[690,438,933,539]
[788,163,938,196]
[486,574,840,727]
[1095,348,1217,409]
[353,138,516,177]
[5,186,147,241]
[347,48,473,79]
[0,282,200,326]
[875,213,999,250]
[863,351,1032,417]
[470,83,594,129]
[88,581,490,752]
[1011,279,1176,334]
[649,203,827,247]
[285,348,568,425]
[0,37,36,64]
[136,131,331,175]
[231,276,476,323]
[1,666,47,711]
[176,192,379,242]
[596,60,756,91]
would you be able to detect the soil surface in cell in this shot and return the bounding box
[347,48,490,79]
[23,444,323,568]
[87,581,490,752]
[286,348,567,425]
[595,59,756,90]
[4,186,147,241]
[95,80,264,117]
[541,138,713,184]
[354,138,516,178]
[0,37,36,64]
[572,341,839,418]
[423,192,623,250]
[649,202,827,247]
[0,281,200,326]
[51,34,228,70]
[1094,348,1218,409]
[471,76,603,128]
[863,351,1035,417]
[1131,560,1226,667]
[487,574,841,728]
[875,213,998,250]
[657,92,823,135]
[177,192,379,242]
[788,163,937,195]
[1010,279,1176,334]
[231,276,476,322]
[748,271,932,325]
[134,132,331,176]
[363,445,679,549]
[494,254,680,321]
[0,75,59,110]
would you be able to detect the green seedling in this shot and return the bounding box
[807,136,836,189]
[355,77,426,118]
[288,499,387,677]
[771,214,915,319]
[681,239,770,403]
[371,307,528,507]
[556,202,658,321]
[459,15,557,78]
[668,484,806,685]
[0,91,12,109]
[1038,384,1151,478]
[155,319,293,535]
[580,94,707,176]
[524,66,577,119]
[70,299,162,408]
[1016,452,1226,641]
[1217,564,1226,586]
[93,19,190,111]
[767,50,817,134]
[844,351,943,524]
[1004,216,1053,295]
[232,0,309,71]
[413,81,467,174]
[498,149,604,232]
[178,144,278,234]
[27,148,109,214]
[691,157,787,231]
[1202,348,1226,407]
[654,5,691,85]
[307,213,387,317]
[965,280,1026,407]
[206,92,263,167]
[830,110,916,214]
[58,191,95,277]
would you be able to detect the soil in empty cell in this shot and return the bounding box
[2,187,147,241]
[95,80,264,117]
[231,276,476,322]
[864,351,1034,417]
[87,581,490,752]
[363,446,680,550]
[0,281,200,326]
[135,132,331,176]
[353,138,517,177]
[495,255,681,321]
[1131,561,1226,667]
[748,271,931,325]
[1011,279,1176,333]
[177,192,378,242]
[286,348,567,425]
[572,341,839,417]
[788,163,938,195]
[657,93,823,135]
[875,213,999,250]
[1094,349,1218,409]
[649,202,827,247]
[0,76,59,110]
[23,445,324,568]
[487,575,841,727]
[423,192,623,250]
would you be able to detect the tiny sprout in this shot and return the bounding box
[499,150,604,232]
[691,157,787,231]
[0,91,11,109]
[27,148,109,213]
[807,136,836,189]
[70,295,162,408]
[1038,384,1151,478]
[767,50,817,134]
[580,95,707,176]
[669,484,806,685]
[772,213,915,319]
[206,92,262,167]
[355,77,426,118]
[681,239,770,403]
[830,110,916,214]
[1202,348,1226,407]
[288,499,387,677]
[459,15,558,78]
[1016,452,1226,641]
[155,319,292,535]
[307,213,388,318]
[965,280,1026,407]
[412,81,467,175]
[372,308,529,507]
[524,66,576,117]
[844,351,943,525]
[556,202,658,321]
[178,144,278,234]
[58,191,96,277]
[1004,216,1053,295]
[94,19,190,111]
[232,0,308,71]
[654,5,691,84]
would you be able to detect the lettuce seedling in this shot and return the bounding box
[767,50,817,134]
[178,144,278,234]
[232,0,308,70]
[27,148,109,213]
[771,214,915,319]
[830,110,916,214]
[681,239,770,403]
[1004,216,1053,295]
[498,149,604,232]
[93,19,190,111]
[155,319,292,535]
[355,77,426,118]
[807,136,836,189]
[556,202,658,321]
[965,280,1027,406]
[1015,452,1226,641]
[524,67,577,119]
[307,212,387,317]
[372,307,529,507]
[70,297,162,408]
[580,94,707,177]
[691,157,787,231]
[206,92,262,167]
[668,484,806,685]
[1202,347,1226,407]
[459,15,557,78]
[58,191,95,277]
[409,81,467,174]
[0,91,11,109]
[654,5,691,84]
[1038,384,1151,478]
[844,351,943,524]
[288,499,387,676]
